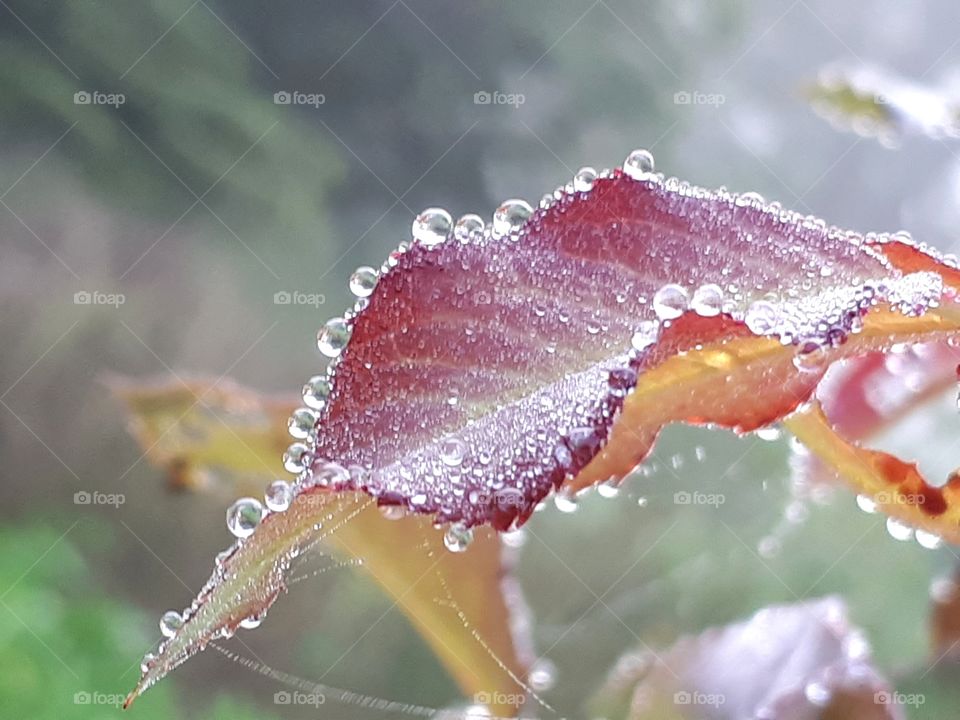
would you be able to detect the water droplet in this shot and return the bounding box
[804,681,831,707]
[379,504,405,520]
[308,460,350,488]
[287,407,318,439]
[226,497,263,538]
[412,207,452,246]
[856,494,877,513]
[264,480,293,512]
[793,341,827,373]
[140,652,156,673]
[528,658,557,692]
[492,199,533,238]
[573,166,597,193]
[440,437,468,467]
[757,536,781,558]
[454,213,484,243]
[690,283,723,317]
[652,284,688,320]
[349,266,378,298]
[886,517,914,541]
[622,148,655,179]
[282,442,311,474]
[756,426,781,442]
[239,615,262,630]
[444,522,473,552]
[302,375,330,410]
[554,493,577,513]
[916,529,943,549]
[744,300,779,335]
[631,320,659,352]
[317,318,351,358]
[502,528,527,548]
[159,610,183,637]
[597,480,620,498]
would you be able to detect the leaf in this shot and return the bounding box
[807,63,960,144]
[126,151,960,706]
[589,596,902,720]
[111,377,533,716]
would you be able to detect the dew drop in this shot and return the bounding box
[412,207,452,246]
[282,442,311,474]
[308,460,350,489]
[597,480,620,499]
[804,681,831,707]
[573,166,597,193]
[302,375,330,410]
[159,610,183,637]
[690,283,723,317]
[757,536,781,558]
[554,493,578,513]
[886,517,914,541]
[793,341,827,373]
[528,658,557,692]
[239,615,262,630]
[349,266,379,298]
[140,652,156,673]
[502,528,527,548]
[440,437,468,467]
[287,407,318,439]
[855,494,877,514]
[444,522,473,553]
[916,529,943,549]
[631,320,659,352]
[744,300,779,335]
[379,504,405,520]
[317,317,351,358]
[264,480,294,512]
[652,283,689,320]
[226,497,263,538]
[454,213,485,243]
[491,199,533,238]
[622,148,655,179]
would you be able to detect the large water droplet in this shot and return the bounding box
[317,317,351,358]
[287,407,318,439]
[622,149,655,179]
[856,495,877,514]
[444,522,473,552]
[554,493,578,513]
[454,213,485,243]
[264,480,293,512]
[492,199,532,238]
[307,460,350,489]
[440,437,468,467]
[349,266,378,298]
[528,658,557,692]
[159,610,183,637]
[631,320,659,352]
[793,341,827,373]
[282,442,311,474]
[916,529,943,550]
[239,615,262,630]
[652,284,688,320]
[886,517,914,541]
[744,300,779,335]
[412,207,452,246]
[226,497,263,538]
[573,166,597,192]
[302,375,330,410]
[690,284,723,317]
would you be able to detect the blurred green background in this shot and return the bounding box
[4,1,960,717]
